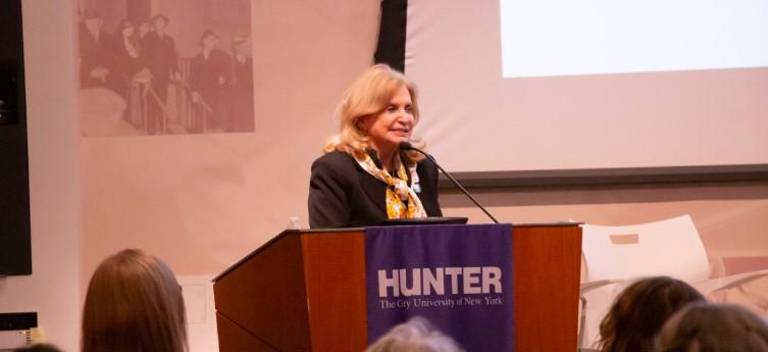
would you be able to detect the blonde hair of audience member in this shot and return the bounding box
[366,316,464,352]
[324,63,424,162]
[81,249,187,352]
[597,276,705,352]
[655,303,768,352]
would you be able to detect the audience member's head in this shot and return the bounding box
[14,344,62,352]
[366,316,464,352]
[81,249,187,352]
[655,303,768,352]
[597,276,705,352]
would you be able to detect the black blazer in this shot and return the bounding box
[308,151,443,228]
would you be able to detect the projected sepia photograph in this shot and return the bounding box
[77,0,254,136]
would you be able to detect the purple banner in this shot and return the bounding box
[365,224,514,351]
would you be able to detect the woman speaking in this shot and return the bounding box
[308,64,442,228]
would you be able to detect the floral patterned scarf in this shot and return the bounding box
[351,150,427,220]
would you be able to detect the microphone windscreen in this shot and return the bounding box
[399,141,414,150]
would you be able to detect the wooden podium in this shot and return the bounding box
[213,223,582,351]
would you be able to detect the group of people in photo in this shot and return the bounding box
[78,10,254,135]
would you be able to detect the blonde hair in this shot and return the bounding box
[82,249,187,352]
[325,64,424,162]
[366,316,464,352]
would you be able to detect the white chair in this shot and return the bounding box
[578,214,768,350]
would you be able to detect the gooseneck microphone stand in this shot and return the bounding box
[400,142,499,224]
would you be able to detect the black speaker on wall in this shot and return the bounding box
[0,0,32,275]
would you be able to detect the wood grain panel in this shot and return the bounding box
[301,231,368,351]
[513,225,582,351]
[214,233,311,351]
[216,313,279,352]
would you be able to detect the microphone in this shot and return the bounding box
[366,148,384,169]
[399,141,499,224]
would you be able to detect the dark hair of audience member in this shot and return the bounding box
[655,303,768,352]
[597,276,705,352]
[81,249,187,352]
[14,344,62,352]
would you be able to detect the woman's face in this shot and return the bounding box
[360,84,415,153]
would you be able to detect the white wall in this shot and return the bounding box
[0,1,82,351]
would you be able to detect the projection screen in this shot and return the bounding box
[405,0,768,174]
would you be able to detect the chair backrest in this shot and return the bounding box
[581,214,710,283]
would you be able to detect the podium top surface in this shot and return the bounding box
[212,222,581,282]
